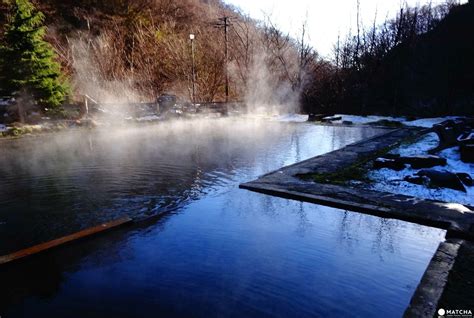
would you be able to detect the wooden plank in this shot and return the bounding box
[0,216,133,266]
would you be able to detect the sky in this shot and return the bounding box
[224,0,466,58]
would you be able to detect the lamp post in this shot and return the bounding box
[189,33,196,104]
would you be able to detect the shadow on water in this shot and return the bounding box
[0,208,169,310]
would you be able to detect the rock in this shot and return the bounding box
[457,131,474,145]
[398,155,447,169]
[456,173,473,186]
[321,116,342,122]
[429,118,473,153]
[380,153,401,160]
[407,171,472,189]
[308,113,334,122]
[373,158,406,170]
[367,119,404,128]
[404,175,430,185]
[416,169,466,192]
[342,120,353,125]
[460,144,474,163]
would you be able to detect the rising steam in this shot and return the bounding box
[71,37,146,109]
[70,33,303,117]
[243,52,301,115]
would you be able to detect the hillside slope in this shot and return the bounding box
[374,0,474,115]
[1,0,308,108]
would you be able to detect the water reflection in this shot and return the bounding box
[0,119,380,254]
[1,196,444,317]
[0,119,445,317]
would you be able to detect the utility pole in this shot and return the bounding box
[189,33,196,104]
[214,16,231,102]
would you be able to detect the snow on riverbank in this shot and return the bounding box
[403,116,461,128]
[273,113,473,205]
[333,114,462,128]
[333,114,405,125]
[276,113,463,127]
[366,133,474,206]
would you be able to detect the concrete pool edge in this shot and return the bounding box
[240,127,474,313]
[239,127,474,238]
[403,239,458,318]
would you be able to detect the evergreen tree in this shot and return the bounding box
[0,0,69,112]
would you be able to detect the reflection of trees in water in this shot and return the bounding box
[228,189,316,237]
[294,201,313,237]
[337,210,399,259]
[290,129,302,164]
[234,191,403,257]
[331,126,337,151]
[335,208,441,260]
[232,188,439,262]
[372,218,397,261]
[338,211,360,253]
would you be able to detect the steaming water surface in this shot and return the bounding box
[0,118,444,317]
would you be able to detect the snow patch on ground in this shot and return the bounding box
[334,114,405,125]
[403,116,461,128]
[367,133,474,206]
[396,133,440,155]
[333,114,462,128]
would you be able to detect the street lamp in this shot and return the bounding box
[189,33,196,104]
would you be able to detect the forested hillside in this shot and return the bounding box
[1,0,316,110]
[0,0,472,116]
[303,0,474,116]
